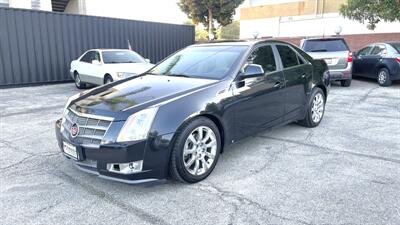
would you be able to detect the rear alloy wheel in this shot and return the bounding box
[170,117,220,183]
[298,88,325,128]
[340,79,351,87]
[377,68,392,87]
[74,72,86,89]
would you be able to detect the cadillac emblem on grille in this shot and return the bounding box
[71,123,79,138]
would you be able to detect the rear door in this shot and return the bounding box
[364,45,387,77]
[233,44,286,139]
[275,44,311,121]
[353,46,373,76]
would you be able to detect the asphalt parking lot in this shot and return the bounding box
[1,78,399,225]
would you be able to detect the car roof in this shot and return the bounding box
[88,49,134,52]
[302,37,345,41]
[192,39,294,47]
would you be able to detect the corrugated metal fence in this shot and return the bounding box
[0,8,195,86]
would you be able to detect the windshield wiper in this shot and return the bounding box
[167,74,190,78]
[311,49,328,52]
[147,72,160,75]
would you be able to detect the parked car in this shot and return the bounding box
[70,49,154,89]
[301,37,353,87]
[352,42,400,86]
[56,40,330,184]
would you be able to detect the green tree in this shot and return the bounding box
[220,21,240,39]
[340,0,400,30]
[178,0,244,40]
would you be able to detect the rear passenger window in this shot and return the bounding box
[358,46,372,56]
[370,45,386,55]
[276,45,299,68]
[247,45,277,73]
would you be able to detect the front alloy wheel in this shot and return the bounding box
[74,72,86,89]
[170,117,221,183]
[183,126,217,176]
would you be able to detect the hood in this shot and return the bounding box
[71,75,218,120]
[103,63,154,74]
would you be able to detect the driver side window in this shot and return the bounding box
[247,45,277,73]
[80,51,94,63]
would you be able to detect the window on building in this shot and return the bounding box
[31,0,41,10]
[0,0,9,8]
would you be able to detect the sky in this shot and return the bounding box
[85,0,244,25]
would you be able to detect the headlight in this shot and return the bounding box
[117,107,158,142]
[116,72,137,79]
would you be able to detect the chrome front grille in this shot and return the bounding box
[62,109,113,147]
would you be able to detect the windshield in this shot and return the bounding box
[389,43,400,53]
[149,45,248,79]
[102,51,146,64]
[303,39,349,52]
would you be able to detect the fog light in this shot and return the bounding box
[107,160,143,174]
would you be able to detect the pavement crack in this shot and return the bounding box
[54,170,171,225]
[196,182,312,225]
[258,135,400,165]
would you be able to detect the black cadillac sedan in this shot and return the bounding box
[55,40,330,184]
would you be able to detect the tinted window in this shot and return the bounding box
[247,45,276,73]
[149,45,248,79]
[93,51,101,61]
[358,46,372,56]
[303,39,349,52]
[389,43,400,53]
[80,51,93,63]
[277,45,299,68]
[102,51,145,64]
[370,45,386,55]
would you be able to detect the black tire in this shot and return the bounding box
[377,68,392,87]
[74,72,86,89]
[298,88,325,128]
[104,74,113,84]
[340,79,351,87]
[169,117,221,183]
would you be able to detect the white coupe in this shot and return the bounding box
[70,49,154,89]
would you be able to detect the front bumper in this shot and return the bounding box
[55,119,174,184]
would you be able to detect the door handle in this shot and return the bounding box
[274,81,283,88]
[301,73,307,78]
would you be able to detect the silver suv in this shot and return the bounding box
[301,38,353,87]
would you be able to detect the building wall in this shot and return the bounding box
[64,0,86,14]
[278,33,400,52]
[241,0,346,20]
[240,0,400,38]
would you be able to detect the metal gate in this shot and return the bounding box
[0,8,195,86]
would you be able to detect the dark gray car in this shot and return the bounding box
[301,37,353,87]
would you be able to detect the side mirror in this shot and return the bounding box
[239,64,264,79]
[92,60,101,65]
[145,59,151,63]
